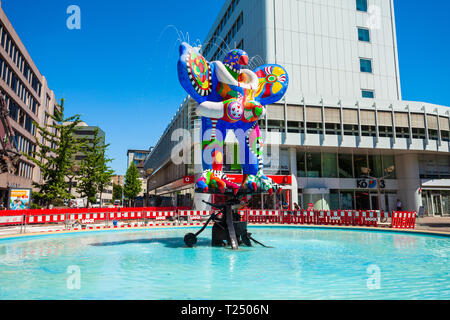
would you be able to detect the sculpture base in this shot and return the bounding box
[184,189,261,250]
[212,219,251,247]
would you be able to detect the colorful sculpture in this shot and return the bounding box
[178,42,289,195]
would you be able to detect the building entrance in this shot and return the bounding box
[422,190,449,216]
[355,192,370,210]
[432,194,443,216]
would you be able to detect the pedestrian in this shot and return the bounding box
[294,203,300,211]
[396,199,402,211]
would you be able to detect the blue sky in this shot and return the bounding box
[1,0,449,175]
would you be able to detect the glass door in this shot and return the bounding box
[432,194,443,216]
[370,194,379,210]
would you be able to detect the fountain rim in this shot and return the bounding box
[0,224,449,243]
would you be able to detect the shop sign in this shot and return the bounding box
[183,175,194,184]
[357,179,386,189]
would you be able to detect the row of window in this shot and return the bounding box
[0,22,41,96]
[418,154,450,179]
[3,92,36,135]
[296,152,397,180]
[0,56,39,115]
[210,12,244,62]
[260,120,450,142]
[302,190,397,212]
[133,152,149,159]
[202,0,241,59]
[14,132,36,156]
[18,161,34,180]
[356,0,375,99]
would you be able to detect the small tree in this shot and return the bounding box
[124,162,142,207]
[97,153,114,206]
[25,99,83,208]
[113,183,123,203]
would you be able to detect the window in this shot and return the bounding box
[306,153,322,178]
[306,122,322,134]
[325,123,339,135]
[368,154,383,177]
[378,126,393,138]
[358,27,370,42]
[297,151,306,177]
[338,154,353,178]
[396,127,410,139]
[442,130,450,142]
[356,0,368,12]
[360,58,372,73]
[287,121,304,133]
[412,128,426,139]
[344,124,359,136]
[322,153,338,178]
[428,129,439,140]
[361,125,376,137]
[362,90,374,98]
[382,155,396,179]
[267,120,283,132]
[353,154,368,178]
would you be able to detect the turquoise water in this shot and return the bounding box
[0,227,449,300]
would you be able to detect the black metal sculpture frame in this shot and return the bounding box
[184,189,271,250]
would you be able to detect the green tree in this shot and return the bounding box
[112,183,123,202]
[97,152,114,206]
[76,128,112,208]
[123,162,142,207]
[25,99,84,208]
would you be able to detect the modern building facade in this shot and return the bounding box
[112,175,124,187]
[144,0,450,216]
[0,2,58,206]
[67,122,112,206]
[127,148,153,200]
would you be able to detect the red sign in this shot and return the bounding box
[183,175,194,184]
[226,174,292,185]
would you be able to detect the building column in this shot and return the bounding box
[395,154,422,213]
[289,147,298,210]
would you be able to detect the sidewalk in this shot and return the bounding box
[415,216,450,233]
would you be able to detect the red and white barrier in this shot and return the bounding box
[0,214,23,226]
[178,210,211,221]
[392,211,416,229]
[144,211,176,220]
[246,210,280,224]
[0,208,417,230]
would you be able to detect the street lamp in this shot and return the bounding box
[360,165,395,214]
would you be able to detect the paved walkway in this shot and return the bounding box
[415,216,450,233]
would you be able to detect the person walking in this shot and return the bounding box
[396,199,402,211]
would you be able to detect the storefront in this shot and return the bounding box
[298,188,398,212]
[421,190,450,216]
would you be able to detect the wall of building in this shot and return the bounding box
[204,0,401,102]
[265,0,401,102]
[0,5,56,201]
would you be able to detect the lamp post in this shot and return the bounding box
[361,165,395,214]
